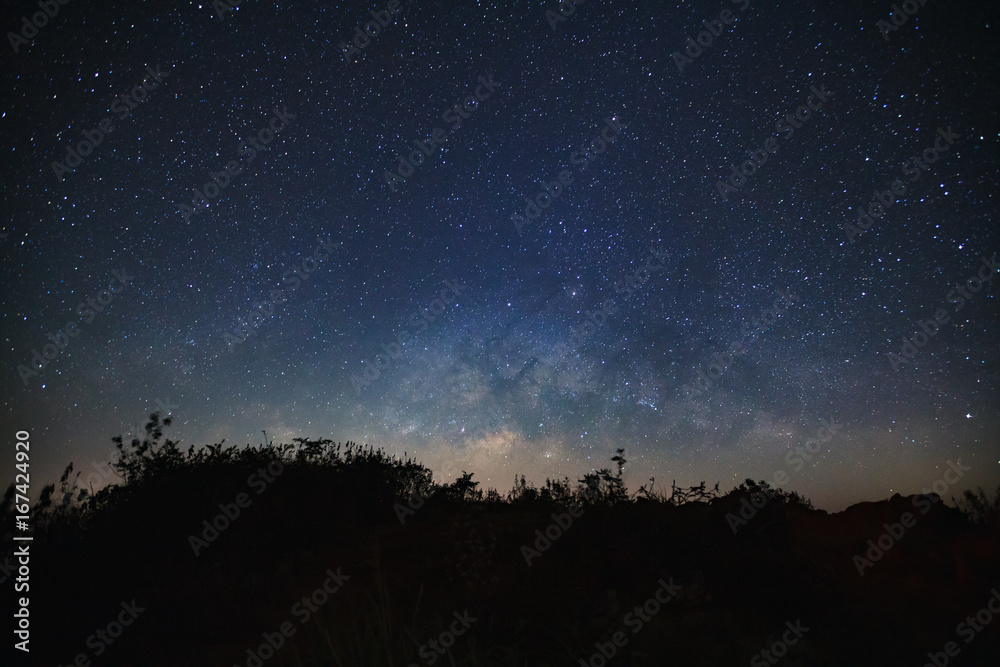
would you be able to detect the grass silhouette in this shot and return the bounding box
[4,413,999,666]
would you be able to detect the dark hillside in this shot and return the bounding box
[7,416,999,666]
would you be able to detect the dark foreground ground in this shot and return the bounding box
[8,430,1000,666]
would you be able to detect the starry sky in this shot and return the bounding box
[3,0,998,511]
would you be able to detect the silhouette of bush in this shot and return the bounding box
[13,422,1000,667]
[10,430,819,550]
[729,478,813,509]
[435,470,482,502]
[576,467,628,506]
[16,412,444,552]
[538,476,574,504]
[664,479,721,505]
[507,473,539,504]
[955,485,1000,528]
[573,447,629,507]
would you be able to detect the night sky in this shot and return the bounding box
[3,0,998,511]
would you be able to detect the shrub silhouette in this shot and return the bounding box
[729,478,813,510]
[954,484,1000,528]
[10,417,999,667]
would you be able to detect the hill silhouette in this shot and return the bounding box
[5,413,999,666]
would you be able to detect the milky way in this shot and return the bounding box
[3,0,998,510]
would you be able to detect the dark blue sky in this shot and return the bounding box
[3,0,998,511]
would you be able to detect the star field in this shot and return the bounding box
[3,0,998,511]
